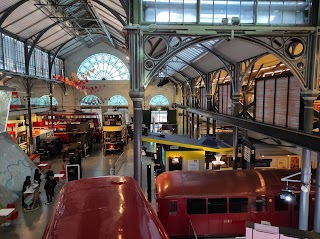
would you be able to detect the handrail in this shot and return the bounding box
[185,210,198,239]
[111,152,125,175]
[188,218,198,239]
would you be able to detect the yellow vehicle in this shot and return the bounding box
[102,111,127,154]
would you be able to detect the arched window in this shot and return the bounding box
[149,95,169,106]
[80,95,102,105]
[108,95,128,105]
[38,95,58,105]
[77,53,129,81]
[10,93,21,105]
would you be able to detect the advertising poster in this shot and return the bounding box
[188,160,199,171]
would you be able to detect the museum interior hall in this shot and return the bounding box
[0,1,320,239]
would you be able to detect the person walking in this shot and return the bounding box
[44,175,56,205]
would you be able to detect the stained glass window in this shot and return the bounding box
[37,95,58,105]
[77,53,129,81]
[80,95,102,105]
[149,95,169,106]
[108,95,128,105]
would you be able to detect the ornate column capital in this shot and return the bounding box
[300,90,319,101]
[129,91,144,101]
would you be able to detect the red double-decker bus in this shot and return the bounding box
[42,176,169,239]
[33,111,102,143]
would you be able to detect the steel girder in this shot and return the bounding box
[177,104,320,153]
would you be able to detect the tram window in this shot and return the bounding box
[294,195,300,211]
[187,199,206,214]
[208,198,227,213]
[275,196,288,211]
[169,200,178,216]
[251,197,266,212]
[229,198,248,213]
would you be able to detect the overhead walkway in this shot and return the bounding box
[142,132,233,153]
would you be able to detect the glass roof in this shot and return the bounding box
[165,39,219,78]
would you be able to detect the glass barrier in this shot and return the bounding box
[0,90,12,133]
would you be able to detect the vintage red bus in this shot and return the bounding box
[33,111,102,143]
[156,169,315,238]
[42,176,169,239]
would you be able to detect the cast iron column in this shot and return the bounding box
[26,78,33,155]
[128,27,144,187]
[300,98,316,230]
[196,114,200,139]
[191,113,194,138]
[232,93,241,170]
[206,94,212,135]
[49,82,54,129]
[191,94,196,138]
[300,147,312,230]
[182,94,185,134]
[299,31,319,230]
[186,111,189,136]
[131,96,143,185]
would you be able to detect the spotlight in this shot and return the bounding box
[157,77,169,87]
[279,189,295,202]
[231,17,240,25]
[221,18,228,26]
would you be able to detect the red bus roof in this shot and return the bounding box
[156,169,305,199]
[43,176,169,239]
[37,111,99,115]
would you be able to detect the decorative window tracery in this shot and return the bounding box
[108,95,128,105]
[80,95,102,105]
[77,53,129,81]
[36,95,58,105]
[149,95,169,105]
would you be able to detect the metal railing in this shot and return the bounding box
[187,217,198,239]
[110,152,125,175]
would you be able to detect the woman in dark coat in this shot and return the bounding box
[33,168,42,190]
[22,176,31,208]
[44,175,57,205]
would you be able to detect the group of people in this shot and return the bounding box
[22,168,57,209]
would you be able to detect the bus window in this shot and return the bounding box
[275,196,289,211]
[251,197,267,212]
[187,199,206,215]
[169,200,178,216]
[208,198,227,213]
[229,198,248,213]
